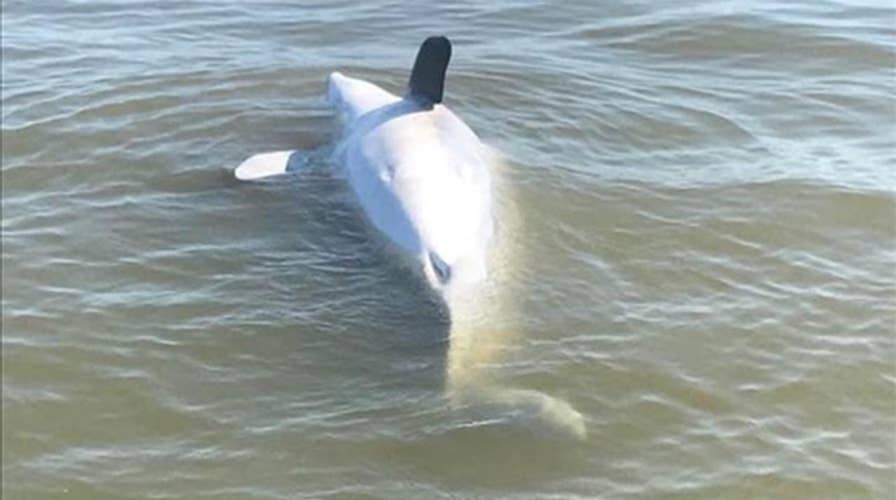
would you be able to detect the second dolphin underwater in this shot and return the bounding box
[236,36,586,438]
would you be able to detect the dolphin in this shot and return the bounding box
[237,36,492,304]
[235,36,585,439]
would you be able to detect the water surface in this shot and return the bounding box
[3,1,895,498]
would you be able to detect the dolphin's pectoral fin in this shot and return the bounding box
[234,150,305,181]
[429,251,451,284]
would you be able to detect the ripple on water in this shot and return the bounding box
[2,1,895,498]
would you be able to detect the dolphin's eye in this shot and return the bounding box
[429,252,451,284]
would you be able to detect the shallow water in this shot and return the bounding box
[2,1,895,498]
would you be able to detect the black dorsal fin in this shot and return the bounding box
[408,36,451,105]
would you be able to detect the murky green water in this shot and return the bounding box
[3,1,895,498]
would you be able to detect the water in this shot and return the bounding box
[3,1,895,498]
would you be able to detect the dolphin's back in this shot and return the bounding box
[329,73,493,289]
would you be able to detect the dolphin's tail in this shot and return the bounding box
[445,322,587,441]
[448,380,587,440]
[440,146,586,440]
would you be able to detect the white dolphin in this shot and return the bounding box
[237,36,491,302]
[235,37,585,439]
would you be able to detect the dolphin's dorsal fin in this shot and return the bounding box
[408,36,451,105]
